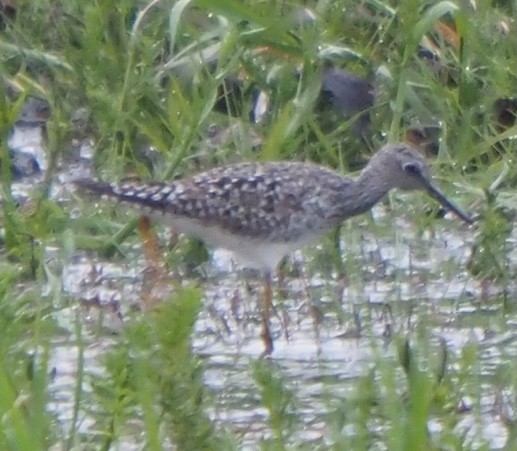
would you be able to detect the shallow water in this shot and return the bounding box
[45,211,517,449]
[7,120,517,449]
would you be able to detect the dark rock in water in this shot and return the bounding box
[319,67,374,138]
[7,149,41,179]
[17,97,51,125]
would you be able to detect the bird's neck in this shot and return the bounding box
[337,166,391,219]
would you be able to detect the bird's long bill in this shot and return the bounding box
[425,182,473,224]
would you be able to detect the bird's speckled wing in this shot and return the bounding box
[75,161,355,242]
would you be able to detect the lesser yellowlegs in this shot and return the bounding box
[75,143,473,355]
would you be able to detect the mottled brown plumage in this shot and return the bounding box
[76,143,471,269]
[75,143,472,354]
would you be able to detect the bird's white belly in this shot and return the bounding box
[143,208,317,271]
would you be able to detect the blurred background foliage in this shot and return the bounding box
[0,0,516,449]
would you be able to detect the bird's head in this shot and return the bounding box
[369,143,473,224]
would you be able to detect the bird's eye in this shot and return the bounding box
[403,163,421,176]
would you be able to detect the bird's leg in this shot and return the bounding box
[260,271,274,357]
[137,216,176,309]
[138,216,163,271]
[275,258,292,342]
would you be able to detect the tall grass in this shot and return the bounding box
[0,0,515,448]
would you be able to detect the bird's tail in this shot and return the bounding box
[73,178,173,210]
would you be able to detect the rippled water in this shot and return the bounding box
[48,213,517,449]
[7,121,517,449]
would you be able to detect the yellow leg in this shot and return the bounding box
[260,272,274,357]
